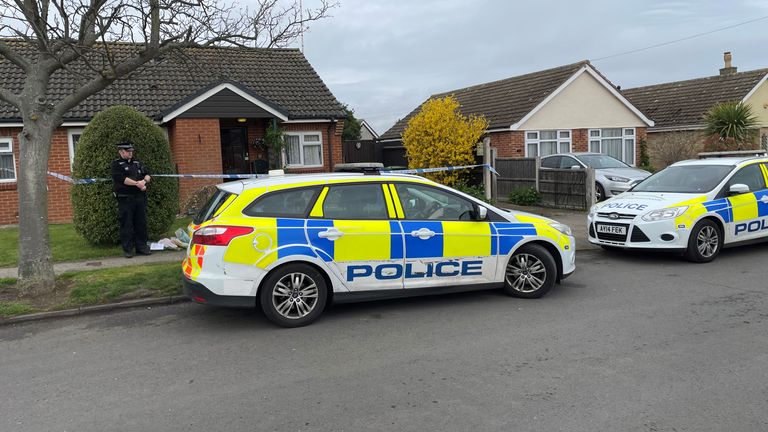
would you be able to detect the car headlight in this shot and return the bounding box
[606,175,631,183]
[641,206,689,222]
[588,204,598,215]
[549,222,572,236]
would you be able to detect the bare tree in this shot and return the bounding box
[0,0,335,294]
[648,131,703,170]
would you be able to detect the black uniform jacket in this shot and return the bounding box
[111,158,150,196]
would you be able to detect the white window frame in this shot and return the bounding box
[0,137,17,183]
[68,128,84,170]
[588,128,636,165]
[524,130,571,157]
[282,132,324,168]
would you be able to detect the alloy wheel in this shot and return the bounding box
[271,272,319,319]
[505,253,547,294]
[696,226,719,258]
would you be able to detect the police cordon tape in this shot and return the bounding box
[47,163,498,185]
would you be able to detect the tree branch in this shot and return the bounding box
[0,39,30,71]
[0,87,21,108]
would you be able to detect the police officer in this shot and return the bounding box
[111,141,152,258]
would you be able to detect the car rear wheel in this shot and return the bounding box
[503,243,557,298]
[684,219,722,263]
[259,263,328,327]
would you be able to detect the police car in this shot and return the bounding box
[588,156,768,262]
[183,171,575,327]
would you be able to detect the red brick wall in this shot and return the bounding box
[170,118,222,207]
[572,129,589,152]
[0,127,74,225]
[489,131,524,158]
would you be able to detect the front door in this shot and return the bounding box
[220,127,249,175]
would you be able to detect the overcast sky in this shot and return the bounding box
[293,0,768,134]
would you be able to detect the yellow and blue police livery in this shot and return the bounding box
[183,172,575,327]
[588,155,768,262]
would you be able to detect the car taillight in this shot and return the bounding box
[192,226,254,246]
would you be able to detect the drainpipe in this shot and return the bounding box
[328,120,334,171]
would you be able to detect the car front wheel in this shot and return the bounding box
[684,219,722,263]
[259,263,328,327]
[503,243,557,298]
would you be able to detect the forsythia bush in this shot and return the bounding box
[402,96,488,185]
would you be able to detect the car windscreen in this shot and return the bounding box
[193,189,234,224]
[577,155,629,169]
[632,165,734,193]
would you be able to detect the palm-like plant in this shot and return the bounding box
[703,102,759,148]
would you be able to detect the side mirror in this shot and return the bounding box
[728,183,749,195]
[570,165,582,170]
[476,205,488,221]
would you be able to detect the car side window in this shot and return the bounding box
[727,164,766,193]
[559,157,580,169]
[243,187,318,217]
[322,184,388,220]
[394,183,475,221]
[541,156,560,169]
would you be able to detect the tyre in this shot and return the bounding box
[503,243,557,298]
[595,182,606,202]
[684,219,722,263]
[259,263,328,327]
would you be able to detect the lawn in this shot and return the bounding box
[0,217,192,268]
[0,262,183,318]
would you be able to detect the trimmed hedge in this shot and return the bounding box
[71,105,179,245]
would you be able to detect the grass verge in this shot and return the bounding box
[0,217,192,268]
[0,263,183,319]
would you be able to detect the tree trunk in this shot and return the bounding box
[16,108,57,295]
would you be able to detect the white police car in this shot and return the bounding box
[588,156,768,262]
[183,172,575,327]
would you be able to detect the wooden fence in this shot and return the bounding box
[494,157,595,210]
[342,140,408,168]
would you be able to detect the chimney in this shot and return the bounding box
[719,51,737,76]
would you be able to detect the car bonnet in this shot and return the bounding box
[595,191,708,216]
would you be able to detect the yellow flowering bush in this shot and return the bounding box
[402,96,488,185]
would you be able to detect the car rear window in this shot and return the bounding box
[194,189,235,225]
[243,187,319,218]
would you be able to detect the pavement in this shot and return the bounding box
[0,250,186,279]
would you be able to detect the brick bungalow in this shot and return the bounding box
[380,61,654,167]
[622,52,768,169]
[0,44,346,225]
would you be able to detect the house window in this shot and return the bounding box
[68,128,84,169]
[0,138,16,182]
[525,130,571,157]
[588,128,636,165]
[284,132,323,167]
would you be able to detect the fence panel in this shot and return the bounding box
[494,158,538,199]
[538,168,592,210]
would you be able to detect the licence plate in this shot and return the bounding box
[596,224,626,235]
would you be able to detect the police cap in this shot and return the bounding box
[116,141,134,151]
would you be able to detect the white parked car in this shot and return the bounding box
[588,156,768,262]
[541,153,651,201]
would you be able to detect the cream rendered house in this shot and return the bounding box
[381,61,654,166]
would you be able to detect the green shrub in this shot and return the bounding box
[71,105,179,245]
[508,187,540,206]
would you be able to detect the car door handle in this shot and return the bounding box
[410,228,436,240]
[761,195,768,204]
[317,228,343,241]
